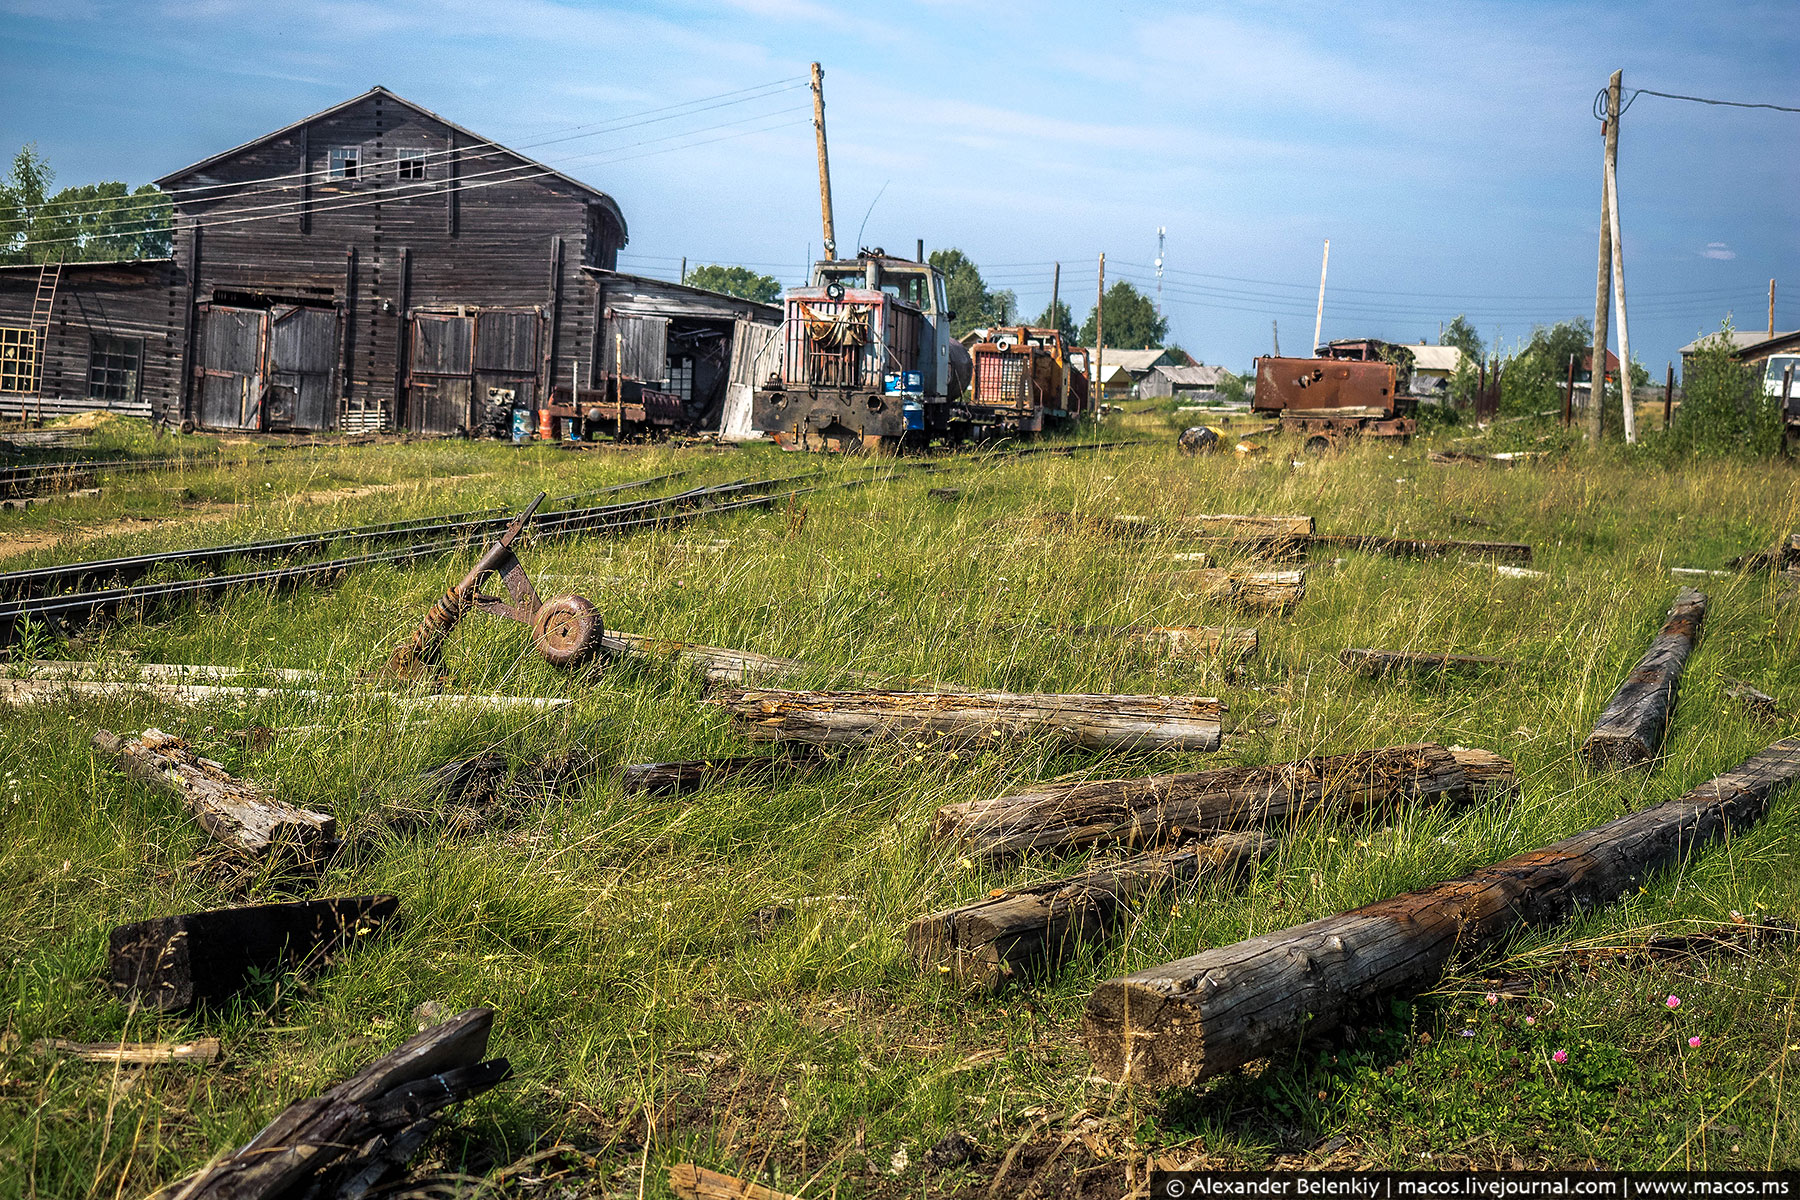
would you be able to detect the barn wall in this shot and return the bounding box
[0,262,186,424]
[168,90,626,432]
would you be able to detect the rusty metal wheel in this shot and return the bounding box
[532,594,604,668]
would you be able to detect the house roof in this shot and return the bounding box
[1678,329,1800,356]
[155,86,627,240]
[582,268,780,321]
[1086,347,1173,374]
[1151,363,1234,387]
[1409,344,1464,373]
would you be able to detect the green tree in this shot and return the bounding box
[1034,297,1077,342]
[1078,281,1167,349]
[1215,372,1250,406]
[928,248,1013,338]
[683,263,782,304]
[1440,314,1485,363]
[1161,344,1194,367]
[0,145,172,264]
[1498,319,1591,417]
[1669,320,1780,456]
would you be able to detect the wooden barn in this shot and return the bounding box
[0,86,780,437]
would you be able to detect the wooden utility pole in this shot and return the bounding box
[1605,121,1635,443]
[1050,261,1060,326]
[679,256,686,285]
[1589,70,1621,441]
[1272,320,1280,357]
[1771,279,1778,337]
[1312,238,1330,354]
[809,62,836,262]
[1563,353,1577,426]
[1095,253,1106,403]
[1664,362,1675,428]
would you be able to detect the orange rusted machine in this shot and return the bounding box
[965,326,1090,435]
[1253,340,1417,451]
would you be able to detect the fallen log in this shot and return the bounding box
[713,688,1224,753]
[1726,532,1799,572]
[1725,681,1780,720]
[1119,513,1314,560]
[3,677,566,712]
[108,895,398,1011]
[93,728,336,859]
[1083,737,1800,1088]
[907,831,1274,989]
[33,1037,220,1064]
[1313,533,1532,564]
[1340,648,1518,678]
[934,743,1513,858]
[157,1005,508,1200]
[1163,567,1307,611]
[669,1164,801,1200]
[620,754,809,796]
[601,629,879,687]
[1580,587,1706,769]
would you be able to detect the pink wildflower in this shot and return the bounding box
[1524,1017,1536,1026]
[1552,1049,1568,1064]
[1666,995,1681,1009]
[1688,1036,1702,1048]
[1485,993,1498,1006]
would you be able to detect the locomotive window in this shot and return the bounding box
[881,271,929,310]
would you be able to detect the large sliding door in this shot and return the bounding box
[197,305,266,430]
[408,313,475,435]
[267,305,337,431]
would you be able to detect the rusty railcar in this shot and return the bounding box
[751,251,969,451]
[1252,353,1416,450]
[965,326,1090,434]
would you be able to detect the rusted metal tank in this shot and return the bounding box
[1252,355,1415,448]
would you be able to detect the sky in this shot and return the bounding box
[3,0,1796,374]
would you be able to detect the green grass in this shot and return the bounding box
[2,418,1798,1196]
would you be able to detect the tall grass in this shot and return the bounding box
[1,430,1797,1194]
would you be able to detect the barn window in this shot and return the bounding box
[88,334,142,402]
[0,325,39,394]
[329,147,359,180]
[395,148,427,181]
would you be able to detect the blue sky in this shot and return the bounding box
[3,0,1796,372]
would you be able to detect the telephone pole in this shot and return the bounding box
[1312,239,1330,354]
[1771,279,1777,337]
[1051,262,1060,329]
[1605,113,1635,444]
[1095,253,1106,405]
[1155,226,1166,319]
[1272,320,1280,357]
[1589,69,1620,441]
[809,62,837,262]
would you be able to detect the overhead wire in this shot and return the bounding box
[0,76,809,225]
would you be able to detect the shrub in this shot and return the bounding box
[1668,321,1781,457]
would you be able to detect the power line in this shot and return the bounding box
[1,77,808,225]
[15,107,810,250]
[1606,86,1800,119]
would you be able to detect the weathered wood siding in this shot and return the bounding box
[165,89,625,432]
[0,261,186,423]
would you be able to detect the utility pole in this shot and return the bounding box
[1155,226,1166,320]
[1051,261,1060,328]
[1605,107,1635,444]
[1312,238,1330,354]
[679,256,686,285]
[1095,253,1106,406]
[1771,279,1777,337]
[809,62,836,262]
[1590,69,1620,441]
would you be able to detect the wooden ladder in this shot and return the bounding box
[28,258,61,409]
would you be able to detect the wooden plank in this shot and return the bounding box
[2,677,566,713]
[933,743,1512,859]
[1340,648,1518,677]
[1313,533,1532,564]
[601,630,879,687]
[668,1164,801,1200]
[906,831,1274,990]
[1083,738,1800,1088]
[33,1037,220,1064]
[1581,587,1706,769]
[108,895,398,1011]
[714,688,1224,753]
[93,727,336,859]
[156,1006,507,1200]
[1162,567,1306,611]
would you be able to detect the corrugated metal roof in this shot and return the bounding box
[1151,364,1233,386]
[1678,329,1798,355]
[1409,345,1464,373]
[1085,347,1173,373]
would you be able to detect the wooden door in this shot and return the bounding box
[408,313,474,434]
[197,305,266,430]
[267,305,337,431]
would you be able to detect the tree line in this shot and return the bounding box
[0,145,172,264]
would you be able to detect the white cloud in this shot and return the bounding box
[1701,242,1736,260]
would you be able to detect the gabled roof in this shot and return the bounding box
[154,86,626,238]
[1151,363,1234,386]
[1086,347,1174,374]
[1678,329,1799,356]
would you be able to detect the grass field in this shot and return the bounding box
[3,414,1799,1198]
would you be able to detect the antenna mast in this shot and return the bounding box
[1155,226,1166,319]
